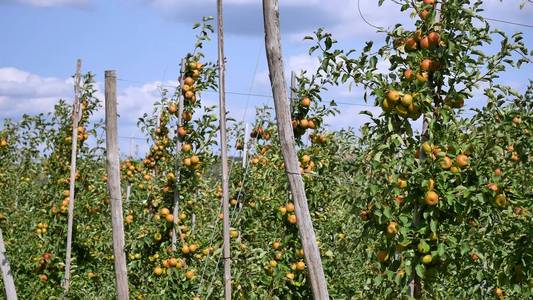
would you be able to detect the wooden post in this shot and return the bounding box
[171,58,187,252]
[262,1,329,299]
[63,59,82,294]
[290,71,296,115]
[105,70,130,300]
[218,0,232,299]
[125,184,131,203]
[0,228,17,300]
[126,139,132,204]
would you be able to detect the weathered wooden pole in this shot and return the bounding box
[262,1,329,299]
[217,0,232,298]
[171,58,187,252]
[290,71,296,115]
[0,228,17,300]
[105,70,130,300]
[63,59,82,294]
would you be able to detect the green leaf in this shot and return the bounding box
[325,37,333,50]
[476,271,483,282]
[373,151,383,163]
[437,243,445,257]
[359,110,374,117]
[370,57,378,69]
[430,219,437,233]
[383,206,392,219]
[415,264,425,279]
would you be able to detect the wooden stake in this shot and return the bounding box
[290,71,296,115]
[63,59,82,294]
[0,228,17,300]
[125,184,131,203]
[262,1,329,298]
[105,70,130,300]
[171,58,187,252]
[218,0,232,298]
[242,123,249,168]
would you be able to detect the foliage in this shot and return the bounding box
[1,3,532,300]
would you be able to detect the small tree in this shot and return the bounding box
[307,0,531,298]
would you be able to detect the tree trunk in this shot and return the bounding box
[105,70,130,300]
[262,1,329,299]
[0,229,17,300]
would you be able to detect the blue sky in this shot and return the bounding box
[0,0,532,155]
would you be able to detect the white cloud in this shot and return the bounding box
[3,0,89,7]
[375,60,391,75]
[0,67,167,133]
[0,67,73,117]
[150,0,319,6]
[0,67,32,83]
[287,54,320,74]
[143,0,346,37]
[117,82,164,118]
[144,0,532,40]
[253,70,270,90]
[324,104,382,131]
[0,67,241,156]
[254,53,320,89]
[143,0,412,39]
[0,67,171,155]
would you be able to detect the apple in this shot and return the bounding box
[428,32,441,47]
[416,72,429,83]
[405,38,418,51]
[401,94,413,106]
[377,250,389,262]
[456,154,469,168]
[419,9,431,20]
[440,156,452,169]
[42,252,52,261]
[424,191,439,205]
[386,222,398,236]
[420,59,433,72]
[386,90,401,103]
[403,68,414,80]
[419,36,430,49]
[422,254,432,265]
